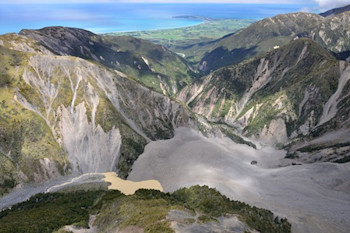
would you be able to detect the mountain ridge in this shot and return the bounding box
[178,38,350,162]
[320,4,350,17]
[19,26,195,96]
[179,11,350,73]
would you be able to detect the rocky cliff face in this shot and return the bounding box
[0,33,195,195]
[19,27,194,96]
[179,39,350,162]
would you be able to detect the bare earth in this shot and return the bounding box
[103,172,163,195]
[128,127,350,233]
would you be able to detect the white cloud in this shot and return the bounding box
[4,0,348,12]
[314,0,350,11]
[299,7,311,12]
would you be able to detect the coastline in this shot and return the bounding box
[103,17,205,34]
[0,3,316,35]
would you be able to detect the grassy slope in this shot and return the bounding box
[100,35,195,95]
[0,46,67,195]
[0,185,291,233]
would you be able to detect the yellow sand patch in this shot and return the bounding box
[103,172,163,195]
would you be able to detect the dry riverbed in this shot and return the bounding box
[128,127,350,233]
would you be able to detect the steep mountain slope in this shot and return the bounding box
[178,38,350,162]
[19,27,194,96]
[320,4,350,17]
[0,33,195,196]
[183,11,350,73]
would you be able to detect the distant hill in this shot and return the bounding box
[181,11,350,73]
[108,19,255,64]
[320,4,350,17]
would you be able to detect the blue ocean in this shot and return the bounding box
[0,3,317,34]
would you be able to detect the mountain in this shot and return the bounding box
[19,27,194,96]
[0,186,291,233]
[320,4,350,17]
[178,38,350,162]
[1,14,349,196]
[181,11,350,73]
[1,5,350,232]
[0,32,196,195]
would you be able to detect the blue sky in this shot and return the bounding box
[0,0,349,34]
[1,0,349,9]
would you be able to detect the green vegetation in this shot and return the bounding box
[117,131,147,178]
[242,94,284,136]
[0,73,11,87]
[177,12,350,72]
[109,19,255,64]
[0,33,46,54]
[86,81,147,178]
[0,153,16,196]
[0,185,291,233]
[19,27,196,96]
[98,35,196,95]
[0,191,106,233]
[256,40,337,137]
[1,33,192,189]
[188,39,341,140]
[96,191,173,233]
[109,19,254,47]
[172,186,291,232]
[0,46,67,194]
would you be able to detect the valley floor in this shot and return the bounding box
[128,127,350,233]
[1,127,349,233]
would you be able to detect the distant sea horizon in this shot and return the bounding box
[0,3,317,34]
